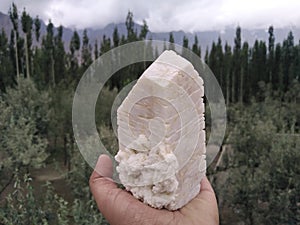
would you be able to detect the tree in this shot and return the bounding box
[240,41,249,103]
[250,40,267,99]
[168,32,175,51]
[192,35,201,57]
[125,11,137,42]
[0,77,50,174]
[32,17,42,84]
[41,20,55,86]
[94,40,99,60]
[182,35,189,57]
[281,31,295,91]
[232,26,242,103]
[34,16,41,43]
[81,29,92,71]
[69,30,81,77]
[70,30,81,55]
[100,35,111,55]
[216,37,224,89]
[0,29,14,91]
[224,98,300,225]
[21,8,33,79]
[273,43,282,91]
[139,20,148,40]
[268,26,275,83]
[111,26,121,89]
[204,47,209,64]
[9,3,20,80]
[54,25,66,83]
[224,42,232,104]
[208,41,217,74]
[112,26,120,48]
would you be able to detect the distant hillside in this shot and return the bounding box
[1,11,300,53]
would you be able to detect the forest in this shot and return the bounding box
[0,3,299,225]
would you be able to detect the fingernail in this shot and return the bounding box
[95,154,113,178]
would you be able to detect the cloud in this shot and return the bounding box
[0,0,300,31]
[0,0,50,19]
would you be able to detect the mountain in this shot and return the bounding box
[1,11,300,53]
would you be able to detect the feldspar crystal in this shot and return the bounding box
[115,50,206,210]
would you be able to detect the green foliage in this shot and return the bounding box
[192,35,201,57]
[54,25,67,84]
[139,20,149,40]
[81,29,93,72]
[0,77,50,170]
[0,172,108,225]
[0,172,48,225]
[125,11,137,41]
[168,32,175,50]
[1,4,300,225]
[34,16,41,42]
[0,28,14,90]
[221,94,300,225]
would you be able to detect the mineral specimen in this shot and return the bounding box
[115,50,206,210]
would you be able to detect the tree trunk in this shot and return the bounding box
[226,72,230,104]
[240,68,244,104]
[64,135,67,166]
[231,73,235,103]
[24,34,30,79]
[51,50,55,87]
[0,173,14,195]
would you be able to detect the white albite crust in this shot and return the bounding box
[115,50,206,210]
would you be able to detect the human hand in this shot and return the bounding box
[90,155,219,225]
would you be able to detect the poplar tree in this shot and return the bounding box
[268,26,275,83]
[21,8,33,79]
[112,26,120,47]
[94,40,99,60]
[9,3,20,80]
[240,42,249,103]
[204,47,209,64]
[273,43,282,91]
[208,42,217,74]
[192,35,201,57]
[139,20,148,40]
[0,29,14,90]
[168,32,175,51]
[34,16,41,43]
[125,11,137,42]
[232,26,242,103]
[69,30,80,77]
[100,35,111,55]
[54,25,66,83]
[224,42,232,104]
[216,37,224,89]
[111,27,121,90]
[282,31,295,90]
[182,35,189,57]
[81,29,92,71]
[42,20,55,86]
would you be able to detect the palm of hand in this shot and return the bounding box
[90,155,219,225]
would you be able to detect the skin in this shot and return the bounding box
[90,154,219,225]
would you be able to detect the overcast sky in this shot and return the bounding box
[1,0,300,32]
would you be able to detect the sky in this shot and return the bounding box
[1,0,300,32]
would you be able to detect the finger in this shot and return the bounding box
[180,176,219,225]
[90,154,113,180]
[197,176,218,203]
[182,176,217,210]
[200,176,215,193]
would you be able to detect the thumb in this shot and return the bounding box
[89,154,165,225]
